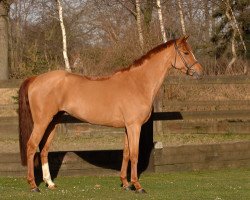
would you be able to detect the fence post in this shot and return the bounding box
[153,87,163,134]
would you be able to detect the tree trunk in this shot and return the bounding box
[177,0,186,35]
[156,0,167,43]
[135,0,144,49]
[226,29,237,74]
[227,1,247,54]
[203,0,212,39]
[208,0,214,38]
[0,1,9,80]
[57,0,71,72]
[224,0,237,74]
[143,0,153,33]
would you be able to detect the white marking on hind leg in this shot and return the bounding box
[42,163,55,188]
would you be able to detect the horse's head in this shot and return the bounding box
[171,36,203,79]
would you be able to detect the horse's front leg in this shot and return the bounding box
[126,124,146,193]
[120,130,130,190]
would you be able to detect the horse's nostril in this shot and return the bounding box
[193,71,203,79]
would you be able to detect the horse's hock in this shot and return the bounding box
[0,76,250,176]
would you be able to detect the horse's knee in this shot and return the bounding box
[27,142,36,158]
[130,156,138,165]
[123,151,129,161]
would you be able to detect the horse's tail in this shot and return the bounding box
[18,77,36,166]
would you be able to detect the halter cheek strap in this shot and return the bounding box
[173,41,199,75]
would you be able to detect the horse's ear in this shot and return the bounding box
[180,35,189,41]
[184,35,189,41]
[177,36,189,45]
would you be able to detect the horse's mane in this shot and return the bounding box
[85,39,176,81]
[132,39,175,67]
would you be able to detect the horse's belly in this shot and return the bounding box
[64,101,125,128]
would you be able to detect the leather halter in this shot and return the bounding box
[173,41,199,75]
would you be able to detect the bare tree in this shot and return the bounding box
[224,0,247,54]
[0,0,11,80]
[223,0,238,73]
[177,0,186,35]
[203,0,213,39]
[56,0,71,72]
[156,0,167,43]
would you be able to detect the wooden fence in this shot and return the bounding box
[0,75,249,176]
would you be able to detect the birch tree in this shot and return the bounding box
[156,0,167,43]
[177,0,186,35]
[56,0,71,72]
[135,0,144,49]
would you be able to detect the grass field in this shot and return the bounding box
[0,169,249,200]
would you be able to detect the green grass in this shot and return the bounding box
[0,169,249,200]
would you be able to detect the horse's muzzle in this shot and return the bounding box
[192,71,203,79]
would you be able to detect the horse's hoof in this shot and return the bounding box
[48,184,57,190]
[31,187,40,192]
[135,188,147,194]
[123,185,132,191]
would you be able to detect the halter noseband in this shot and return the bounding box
[173,41,199,75]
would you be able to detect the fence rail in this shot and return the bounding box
[0,75,250,88]
[164,75,250,85]
[164,100,250,107]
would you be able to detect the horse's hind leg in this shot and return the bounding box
[27,123,49,191]
[39,122,57,189]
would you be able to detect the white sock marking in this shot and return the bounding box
[42,163,55,186]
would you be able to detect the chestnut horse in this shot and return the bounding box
[19,36,203,193]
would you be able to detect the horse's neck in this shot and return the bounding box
[135,48,173,103]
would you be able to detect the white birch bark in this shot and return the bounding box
[135,0,144,49]
[156,0,167,43]
[57,0,71,72]
[177,0,186,35]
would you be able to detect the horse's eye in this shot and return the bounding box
[184,52,189,55]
